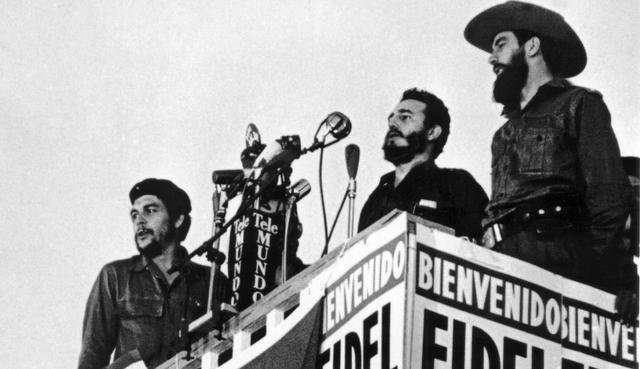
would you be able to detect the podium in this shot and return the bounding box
[156,211,638,369]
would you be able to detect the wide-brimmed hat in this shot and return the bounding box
[464,1,587,78]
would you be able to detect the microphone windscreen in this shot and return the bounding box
[345,144,360,179]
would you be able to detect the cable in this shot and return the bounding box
[322,186,349,256]
[318,145,329,246]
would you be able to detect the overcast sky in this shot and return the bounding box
[1,1,638,367]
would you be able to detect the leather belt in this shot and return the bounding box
[489,203,584,243]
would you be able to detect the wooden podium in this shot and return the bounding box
[156,211,638,369]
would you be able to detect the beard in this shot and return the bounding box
[493,48,528,112]
[135,223,177,259]
[382,128,427,166]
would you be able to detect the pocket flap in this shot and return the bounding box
[117,297,164,318]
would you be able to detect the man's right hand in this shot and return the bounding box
[106,349,142,369]
[615,290,639,327]
[482,227,496,249]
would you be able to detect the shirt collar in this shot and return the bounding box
[129,245,191,273]
[380,160,437,188]
[503,77,571,117]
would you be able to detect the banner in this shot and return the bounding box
[318,214,408,369]
[413,225,638,369]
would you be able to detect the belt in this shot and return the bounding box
[488,202,584,243]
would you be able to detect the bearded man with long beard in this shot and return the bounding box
[358,88,488,242]
[79,178,228,369]
[465,1,636,324]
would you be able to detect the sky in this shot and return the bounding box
[0,1,638,368]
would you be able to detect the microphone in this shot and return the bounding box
[245,123,262,148]
[287,178,311,204]
[241,123,266,169]
[247,135,301,198]
[212,169,245,202]
[282,178,311,284]
[304,112,352,153]
[345,144,360,182]
[320,112,351,140]
[212,169,244,186]
[249,135,301,179]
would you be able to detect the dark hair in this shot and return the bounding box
[129,178,192,241]
[174,214,191,242]
[156,202,192,242]
[513,30,561,76]
[400,88,450,158]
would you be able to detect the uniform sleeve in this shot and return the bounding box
[78,266,119,369]
[576,92,633,291]
[453,170,489,243]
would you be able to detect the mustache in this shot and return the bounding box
[492,62,512,74]
[385,128,404,139]
[136,227,153,236]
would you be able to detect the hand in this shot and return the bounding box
[481,228,496,249]
[106,349,142,369]
[614,290,638,327]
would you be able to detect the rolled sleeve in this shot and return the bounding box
[78,266,119,369]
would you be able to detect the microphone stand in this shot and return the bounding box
[208,187,226,312]
[281,197,295,285]
[347,177,357,238]
[188,186,232,339]
[170,169,277,354]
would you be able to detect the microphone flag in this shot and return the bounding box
[227,204,285,310]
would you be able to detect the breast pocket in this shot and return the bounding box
[518,116,566,175]
[117,297,164,335]
[116,297,164,359]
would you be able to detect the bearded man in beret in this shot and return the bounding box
[79,179,227,369]
[464,1,636,323]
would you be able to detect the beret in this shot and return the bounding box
[129,178,191,215]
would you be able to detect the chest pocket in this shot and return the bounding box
[518,116,566,175]
[117,297,164,319]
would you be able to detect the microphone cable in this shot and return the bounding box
[319,145,329,248]
[322,184,349,256]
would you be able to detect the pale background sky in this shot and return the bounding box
[0,1,638,368]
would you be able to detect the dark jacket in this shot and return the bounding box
[487,79,632,291]
[78,247,227,369]
[358,161,488,241]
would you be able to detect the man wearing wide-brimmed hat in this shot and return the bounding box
[464,1,636,323]
[79,178,228,369]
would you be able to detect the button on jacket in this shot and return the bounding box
[78,246,227,369]
[358,162,488,241]
[487,79,632,290]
